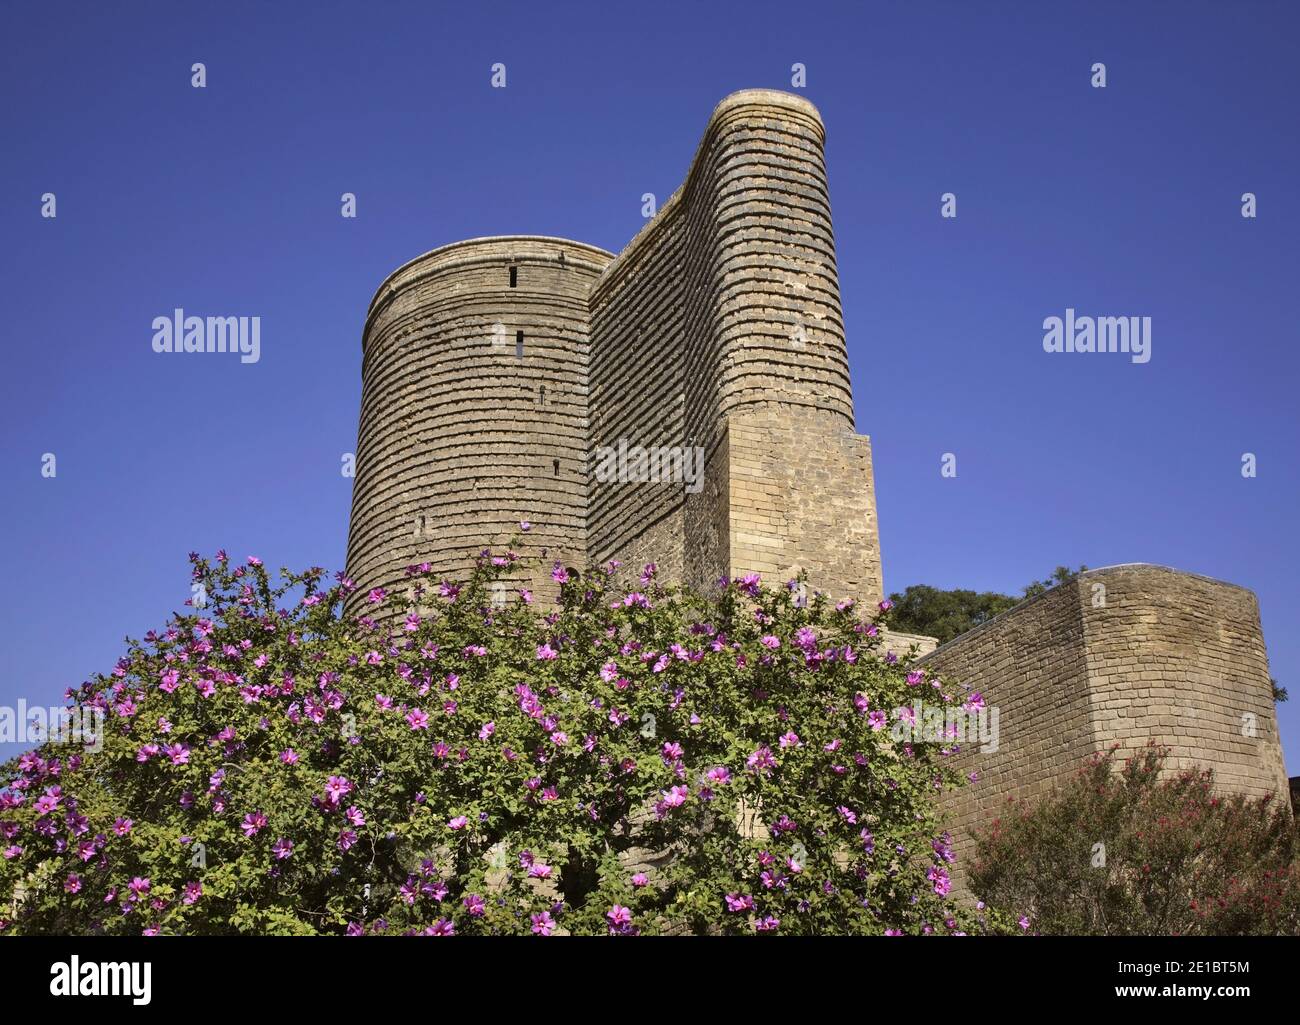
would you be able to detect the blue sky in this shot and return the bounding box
[2,0,1297,770]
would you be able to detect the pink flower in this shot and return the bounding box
[64,873,82,894]
[406,708,429,730]
[182,881,202,905]
[746,746,776,774]
[448,816,468,831]
[536,643,558,660]
[725,893,753,912]
[241,811,267,837]
[606,904,632,933]
[272,838,294,860]
[531,911,556,936]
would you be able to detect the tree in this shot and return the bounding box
[970,743,1300,935]
[888,566,1089,645]
[1,550,1011,936]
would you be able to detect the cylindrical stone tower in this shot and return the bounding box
[345,236,613,614]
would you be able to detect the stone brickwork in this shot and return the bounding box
[346,90,882,612]
[342,94,1289,899]
[919,564,1290,893]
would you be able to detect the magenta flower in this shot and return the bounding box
[725,893,753,912]
[447,816,468,831]
[536,643,558,660]
[406,708,429,730]
[241,811,268,837]
[631,873,648,888]
[182,881,202,905]
[272,838,293,860]
[606,905,632,932]
[463,893,485,917]
[64,873,82,894]
[531,911,555,936]
[324,776,353,804]
[746,746,776,774]
[128,876,151,898]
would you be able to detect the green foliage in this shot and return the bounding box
[1,551,1012,936]
[888,566,1089,644]
[971,743,1300,935]
[884,585,1019,646]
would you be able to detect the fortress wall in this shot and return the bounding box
[919,564,1290,895]
[588,90,879,598]
[918,578,1096,892]
[1079,565,1289,801]
[345,237,611,614]
[726,407,883,602]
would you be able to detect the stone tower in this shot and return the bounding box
[345,90,883,612]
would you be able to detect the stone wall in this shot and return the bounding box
[347,90,885,609]
[345,237,612,614]
[585,89,880,600]
[919,564,1290,893]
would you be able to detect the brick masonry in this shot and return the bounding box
[346,90,882,612]
[343,92,1289,893]
[920,564,1290,893]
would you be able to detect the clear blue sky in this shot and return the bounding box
[2,0,1297,771]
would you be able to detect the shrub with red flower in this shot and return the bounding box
[971,742,1300,935]
[0,549,1008,935]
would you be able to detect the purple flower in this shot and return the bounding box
[531,911,556,936]
[272,837,294,860]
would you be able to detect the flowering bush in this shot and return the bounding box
[971,743,1300,935]
[2,549,1007,935]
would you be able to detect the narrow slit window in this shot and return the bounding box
[515,331,524,358]
[553,459,560,476]
[538,384,546,406]
[509,266,517,288]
